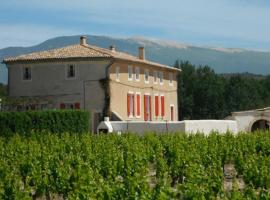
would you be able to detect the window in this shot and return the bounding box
[60,102,80,109]
[153,71,158,84]
[170,105,174,121]
[155,95,159,118]
[67,64,75,79]
[169,72,173,86]
[158,72,163,85]
[136,93,141,117]
[135,67,140,81]
[144,94,152,121]
[116,66,120,81]
[127,93,135,117]
[144,69,149,83]
[161,95,165,117]
[23,67,31,80]
[128,66,133,81]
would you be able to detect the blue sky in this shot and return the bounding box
[1,0,270,50]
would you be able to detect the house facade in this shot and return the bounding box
[3,36,181,131]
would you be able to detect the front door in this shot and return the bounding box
[144,95,152,121]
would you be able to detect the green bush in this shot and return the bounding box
[0,110,89,135]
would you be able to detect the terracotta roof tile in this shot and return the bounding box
[3,43,181,72]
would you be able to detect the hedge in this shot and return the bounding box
[0,110,90,135]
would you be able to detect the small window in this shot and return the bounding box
[159,72,163,85]
[23,67,31,80]
[67,64,75,78]
[128,66,133,81]
[144,69,149,83]
[169,72,173,86]
[153,71,158,84]
[135,67,140,81]
[116,66,120,81]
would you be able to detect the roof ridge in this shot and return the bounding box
[82,44,113,57]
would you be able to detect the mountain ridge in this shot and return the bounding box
[1,35,270,83]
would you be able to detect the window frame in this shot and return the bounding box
[127,91,135,118]
[135,67,140,81]
[135,92,141,118]
[153,71,158,84]
[169,72,173,86]
[116,66,120,82]
[144,69,150,84]
[128,65,133,81]
[159,71,164,85]
[170,104,175,121]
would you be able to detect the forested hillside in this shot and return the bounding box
[177,61,270,119]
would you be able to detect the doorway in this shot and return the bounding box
[144,95,152,121]
[251,119,270,132]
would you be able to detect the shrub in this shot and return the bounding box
[0,110,89,135]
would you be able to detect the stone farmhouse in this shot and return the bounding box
[3,36,181,131]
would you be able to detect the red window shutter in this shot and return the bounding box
[144,95,147,121]
[149,96,152,121]
[60,103,65,109]
[161,96,165,117]
[75,102,80,109]
[127,94,130,116]
[155,96,159,117]
[132,94,135,116]
[137,94,140,116]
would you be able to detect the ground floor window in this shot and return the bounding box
[161,95,165,117]
[127,93,135,117]
[170,105,174,121]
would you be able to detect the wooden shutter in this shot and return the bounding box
[155,96,159,117]
[149,96,152,121]
[132,94,135,117]
[75,102,80,109]
[127,94,130,116]
[161,96,165,117]
[136,94,140,116]
[144,95,147,121]
[60,103,65,109]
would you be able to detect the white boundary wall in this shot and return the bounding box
[97,119,238,135]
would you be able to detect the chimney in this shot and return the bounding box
[109,45,116,52]
[80,36,87,45]
[139,47,145,60]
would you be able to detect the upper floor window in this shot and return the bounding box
[169,72,173,86]
[128,66,133,81]
[116,66,120,81]
[67,64,76,79]
[135,67,140,81]
[144,69,149,83]
[158,71,163,85]
[23,67,32,81]
[153,71,158,84]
